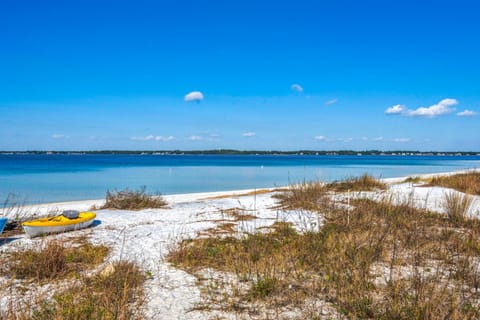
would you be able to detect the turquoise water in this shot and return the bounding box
[1,154,479,204]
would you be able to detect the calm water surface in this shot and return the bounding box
[1,154,479,204]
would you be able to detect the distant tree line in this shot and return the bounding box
[1,150,479,156]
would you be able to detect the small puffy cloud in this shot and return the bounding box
[184,91,204,102]
[291,83,303,93]
[385,104,407,115]
[131,135,175,141]
[372,137,384,141]
[314,135,327,141]
[155,135,175,141]
[385,99,458,118]
[188,135,203,141]
[457,109,477,117]
[131,135,155,141]
[392,138,410,142]
[242,132,256,137]
[52,134,67,139]
[325,98,338,105]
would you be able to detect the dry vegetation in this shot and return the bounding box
[2,239,109,280]
[443,191,473,223]
[168,176,480,319]
[402,176,423,184]
[1,194,35,236]
[26,260,146,320]
[0,238,146,320]
[325,173,387,192]
[427,171,480,195]
[97,186,167,210]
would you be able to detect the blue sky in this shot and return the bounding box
[1,0,479,151]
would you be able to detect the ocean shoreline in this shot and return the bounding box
[2,154,479,206]
[2,168,478,215]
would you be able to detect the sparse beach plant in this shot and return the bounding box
[428,171,480,195]
[403,176,423,184]
[1,238,146,320]
[3,238,109,281]
[325,173,387,192]
[28,260,146,320]
[442,191,473,223]
[98,186,167,210]
[1,194,30,236]
[274,180,330,211]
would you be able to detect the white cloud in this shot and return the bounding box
[385,99,458,118]
[184,91,204,102]
[314,135,327,141]
[155,135,175,141]
[392,138,410,142]
[291,83,303,93]
[373,137,384,141]
[131,135,175,142]
[188,135,203,141]
[409,98,457,117]
[325,98,338,105]
[52,134,67,139]
[131,135,155,141]
[457,109,477,117]
[385,104,407,115]
[242,132,256,137]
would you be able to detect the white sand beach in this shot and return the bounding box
[1,170,480,319]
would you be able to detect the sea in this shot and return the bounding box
[1,154,479,205]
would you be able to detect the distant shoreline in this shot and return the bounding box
[1,150,480,156]
[4,168,480,215]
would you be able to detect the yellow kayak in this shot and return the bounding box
[22,211,96,237]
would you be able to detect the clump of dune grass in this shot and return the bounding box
[325,173,387,192]
[168,186,480,319]
[442,191,473,223]
[274,181,330,211]
[3,238,109,281]
[428,171,480,195]
[98,186,167,210]
[402,176,423,184]
[22,261,145,320]
[1,238,146,320]
[1,194,31,236]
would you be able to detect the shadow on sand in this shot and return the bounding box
[91,220,102,228]
[0,237,21,246]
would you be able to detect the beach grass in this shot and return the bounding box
[1,194,35,236]
[1,237,146,320]
[22,260,145,320]
[325,173,387,192]
[97,186,167,210]
[402,176,423,184]
[2,237,109,281]
[427,171,480,195]
[168,179,480,319]
[442,191,473,223]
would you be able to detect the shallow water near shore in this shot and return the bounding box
[1,154,479,204]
